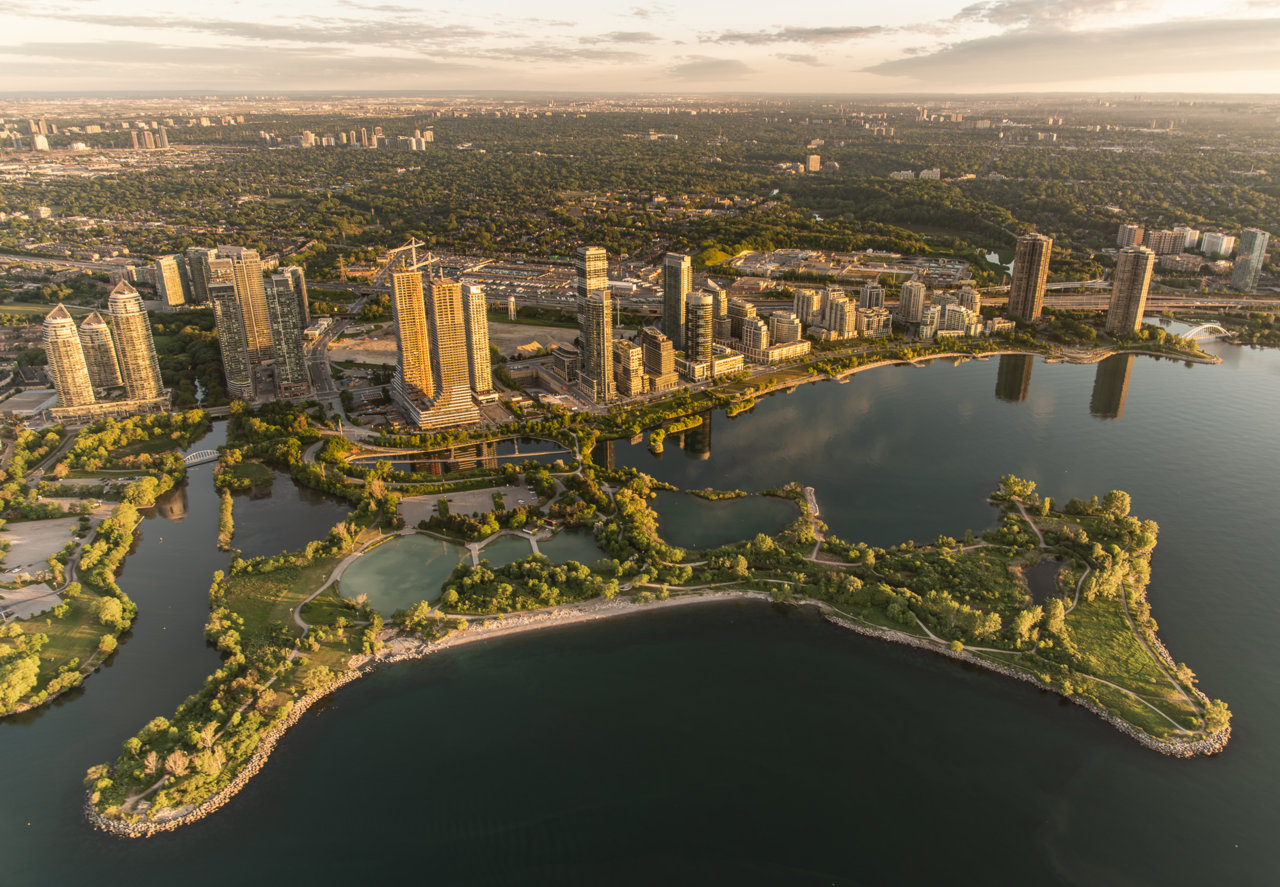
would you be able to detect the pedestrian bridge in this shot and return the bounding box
[184,449,218,466]
[1182,323,1231,339]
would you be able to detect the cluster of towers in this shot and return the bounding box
[201,247,311,399]
[1006,232,1156,336]
[390,272,492,429]
[42,282,169,421]
[566,245,812,405]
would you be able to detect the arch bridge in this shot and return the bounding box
[1182,323,1231,339]
[184,449,218,466]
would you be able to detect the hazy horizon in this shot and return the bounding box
[2,1,1279,96]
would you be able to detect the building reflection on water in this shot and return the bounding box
[995,354,1033,403]
[682,413,712,461]
[1090,354,1135,420]
[156,485,188,520]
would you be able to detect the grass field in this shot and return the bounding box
[226,461,275,486]
[1064,598,1200,729]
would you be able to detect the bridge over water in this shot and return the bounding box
[184,449,218,466]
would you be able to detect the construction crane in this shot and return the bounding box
[368,238,442,292]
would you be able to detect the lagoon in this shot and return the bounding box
[338,534,469,614]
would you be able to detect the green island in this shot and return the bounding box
[60,391,1227,837]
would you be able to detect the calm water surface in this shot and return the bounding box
[651,490,799,549]
[2,341,1278,885]
[338,533,469,614]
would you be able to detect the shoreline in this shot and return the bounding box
[85,587,1228,839]
[732,343,1219,407]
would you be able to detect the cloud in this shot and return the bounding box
[0,39,478,89]
[579,31,661,45]
[776,53,827,66]
[951,0,1154,28]
[865,17,1280,84]
[6,9,494,49]
[707,25,884,45]
[668,55,753,80]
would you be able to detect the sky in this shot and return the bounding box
[1,0,1279,94]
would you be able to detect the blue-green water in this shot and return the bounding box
[338,534,469,614]
[538,529,607,566]
[476,534,536,567]
[651,491,799,549]
[2,340,1278,884]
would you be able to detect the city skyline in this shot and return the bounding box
[1,2,1279,94]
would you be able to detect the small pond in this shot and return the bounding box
[1024,557,1065,604]
[476,534,537,568]
[539,529,608,566]
[651,492,799,550]
[339,534,469,615]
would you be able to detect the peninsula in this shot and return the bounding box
[79,401,1229,836]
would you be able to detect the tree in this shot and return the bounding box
[93,597,126,631]
[163,750,190,778]
[1043,598,1067,637]
[97,634,117,654]
[1101,490,1131,519]
[0,654,40,708]
[1204,698,1232,733]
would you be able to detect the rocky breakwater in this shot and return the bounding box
[817,608,1229,758]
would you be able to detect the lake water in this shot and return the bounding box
[338,533,469,614]
[538,529,607,566]
[651,491,799,550]
[476,533,536,567]
[2,339,1279,885]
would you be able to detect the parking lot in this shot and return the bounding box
[399,484,538,525]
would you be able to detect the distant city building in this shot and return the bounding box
[1145,229,1184,256]
[461,283,493,394]
[768,311,802,344]
[662,252,690,351]
[793,289,819,326]
[577,291,615,403]
[1117,224,1144,248]
[210,278,253,399]
[185,247,218,303]
[612,339,648,397]
[859,282,885,310]
[43,287,170,422]
[109,282,164,400]
[684,293,714,366]
[857,307,893,338]
[1008,233,1052,322]
[154,254,188,309]
[898,281,927,322]
[423,277,482,425]
[1173,226,1201,250]
[805,154,821,173]
[391,271,434,407]
[1200,232,1236,257]
[1106,246,1155,334]
[574,245,608,301]
[44,305,95,407]
[641,327,678,391]
[264,274,310,397]
[918,304,941,340]
[1231,228,1270,292]
[726,298,756,341]
[958,285,981,314]
[220,246,273,361]
[79,312,122,389]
